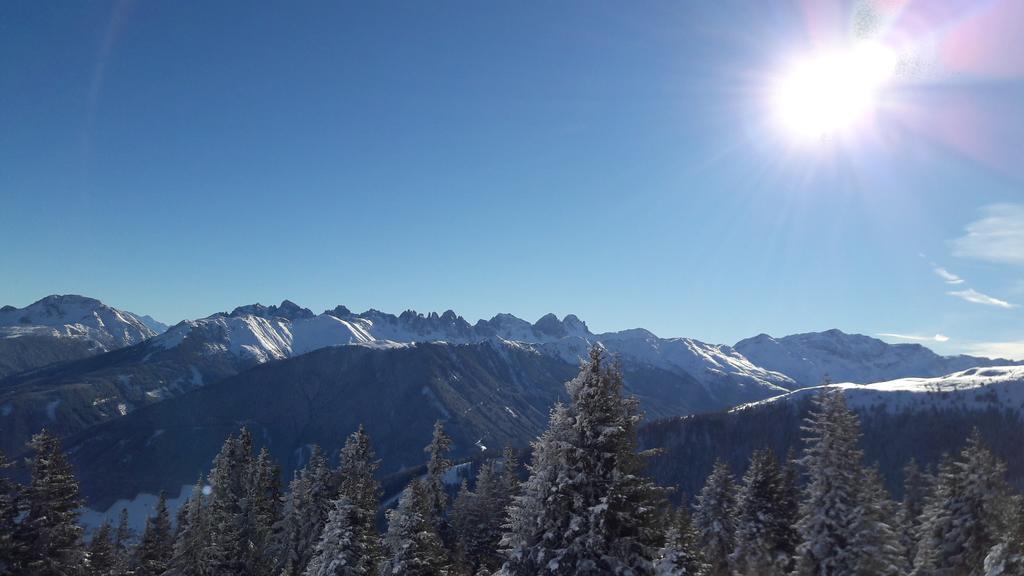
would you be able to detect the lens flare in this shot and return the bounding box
[773,41,897,141]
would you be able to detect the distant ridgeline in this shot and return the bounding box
[641,367,1024,501]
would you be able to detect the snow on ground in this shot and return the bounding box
[45,399,61,421]
[732,366,1024,414]
[79,483,193,538]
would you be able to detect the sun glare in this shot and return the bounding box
[773,41,897,141]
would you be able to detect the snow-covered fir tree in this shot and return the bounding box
[203,430,254,576]
[728,449,793,576]
[655,506,707,576]
[280,444,334,576]
[452,459,512,573]
[382,479,449,576]
[913,430,1009,576]
[498,347,665,575]
[849,466,906,576]
[901,458,930,565]
[693,460,737,576]
[113,507,134,576]
[422,420,453,536]
[15,429,84,576]
[86,521,117,576]
[792,390,866,576]
[167,479,208,576]
[246,447,284,576]
[305,497,373,576]
[984,494,1024,576]
[304,425,382,576]
[777,450,800,565]
[499,402,574,575]
[134,491,175,576]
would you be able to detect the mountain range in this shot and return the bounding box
[1,294,1021,520]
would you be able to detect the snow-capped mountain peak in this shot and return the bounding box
[734,329,1022,389]
[148,302,793,396]
[0,294,158,348]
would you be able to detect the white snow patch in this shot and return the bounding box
[46,399,61,421]
[80,484,192,537]
[733,366,1024,415]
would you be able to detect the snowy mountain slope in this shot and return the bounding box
[150,302,794,396]
[0,295,159,378]
[734,329,1022,389]
[732,365,1024,414]
[640,366,1024,501]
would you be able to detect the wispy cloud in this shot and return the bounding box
[948,288,1017,308]
[932,266,964,284]
[952,204,1024,265]
[962,341,1024,361]
[878,333,950,343]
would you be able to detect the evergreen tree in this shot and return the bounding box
[913,430,1009,576]
[16,429,84,576]
[304,497,374,576]
[0,451,20,576]
[87,522,118,576]
[850,466,906,576]
[247,447,284,576]
[422,421,453,534]
[135,491,175,576]
[452,460,509,573]
[655,507,707,576]
[203,431,252,576]
[729,449,792,576]
[693,460,737,576]
[793,391,865,576]
[499,403,574,575]
[304,425,382,576]
[381,480,448,576]
[279,445,334,576]
[500,446,520,499]
[777,450,800,565]
[168,480,208,576]
[983,494,1024,576]
[499,347,665,575]
[113,507,134,576]
[901,458,929,565]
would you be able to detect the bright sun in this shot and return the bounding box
[773,41,897,141]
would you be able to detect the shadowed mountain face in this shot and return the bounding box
[60,341,759,509]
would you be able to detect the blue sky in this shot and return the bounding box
[2,1,1022,357]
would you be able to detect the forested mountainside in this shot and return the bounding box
[641,366,1024,500]
[4,348,1023,576]
[57,340,736,508]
